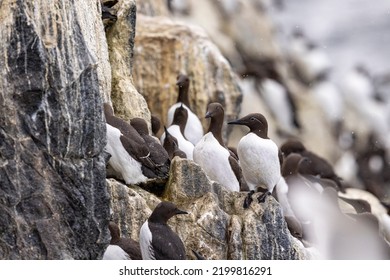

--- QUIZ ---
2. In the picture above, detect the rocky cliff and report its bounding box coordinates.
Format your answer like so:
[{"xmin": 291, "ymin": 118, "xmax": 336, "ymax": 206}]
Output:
[
  {"xmin": 3, "ymin": 0, "xmax": 385, "ymax": 260},
  {"xmin": 0, "ymin": 0, "xmax": 110, "ymax": 259}
]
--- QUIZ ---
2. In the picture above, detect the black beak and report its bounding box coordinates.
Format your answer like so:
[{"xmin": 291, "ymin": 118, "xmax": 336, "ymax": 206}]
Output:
[
  {"xmin": 228, "ymin": 119, "xmax": 243, "ymax": 125},
  {"xmin": 205, "ymin": 111, "xmax": 212, "ymax": 118},
  {"xmin": 175, "ymin": 209, "xmax": 188, "ymax": 215}
]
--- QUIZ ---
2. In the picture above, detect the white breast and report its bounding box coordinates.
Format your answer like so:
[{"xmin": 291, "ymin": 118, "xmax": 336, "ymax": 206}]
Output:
[
  {"xmin": 139, "ymin": 221, "xmax": 154, "ymax": 260},
  {"xmin": 167, "ymin": 103, "xmax": 204, "ymax": 145},
  {"xmin": 237, "ymin": 133, "xmax": 280, "ymax": 191},
  {"xmin": 103, "ymin": 245, "xmax": 130, "ymax": 260},
  {"xmin": 194, "ymin": 132, "xmax": 240, "ymax": 192},
  {"xmin": 160, "ymin": 125, "xmax": 194, "ymax": 160},
  {"xmin": 105, "ymin": 124, "xmax": 147, "ymax": 184},
  {"xmin": 312, "ymin": 81, "xmax": 344, "ymax": 123}
]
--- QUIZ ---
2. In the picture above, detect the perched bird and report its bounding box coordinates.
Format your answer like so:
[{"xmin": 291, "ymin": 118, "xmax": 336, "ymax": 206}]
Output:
[
  {"xmin": 280, "ymin": 139, "xmax": 344, "ymax": 192},
  {"xmin": 311, "ymin": 72, "xmax": 344, "ymax": 137},
  {"xmin": 341, "ymin": 65, "xmax": 389, "ymax": 145},
  {"xmin": 228, "ymin": 113, "xmax": 281, "ymax": 205},
  {"xmin": 318, "ymin": 188, "xmax": 390, "ymax": 259},
  {"xmin": 194, "ymin": 103, "xmax": 242, "ymax": 192},
  {"xmin": 166, "ymin": 74, "xmax": 203, "ymax": 145},
  {"xmin": 161, "ymin": 104, "xmax": 194, "ymax": 160},
  {"xmin": 288, "ymin": 30, "xmax": 331, "ymax": 85},
  {"xmin": 273, "ymin": 176, "xmax": 303, "ymax": 240},
  {"xmin": 256, "ymin": 65, "xmax": 301, "ymax": 135},
  {"xmin": 280, "ymin": 153, "xmax": 323, "ymax": 244},
  {"xmin": 130, "ymin": 117, "xmax": 170, "ymax": 177},
  {"xmin": 108, "ymin": 221, "xmax": 142, "ymax": 260},
  {"xmin": 162, "ymin": 126, "xmax": 187, "ymax": 160},
  {"xmin": 140, "ymin": 201, "xmax": 188, "ymax": 260},
  {"xmin": 105, "ymin": 123, "xmax": 147, "ymax": 184},
  {"xmin": 104, "ymin": 103, "xmax": 164, "ymax": 184},
  {"xmin": 103, "ymin": 245, "xmax": 130, "ymax": 260}
]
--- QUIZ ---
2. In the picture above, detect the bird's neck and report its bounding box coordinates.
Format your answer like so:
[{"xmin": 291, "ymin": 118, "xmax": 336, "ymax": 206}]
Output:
[
  {"xmin": 177, "ymin": 85, "xmax": 191, "ymax": 108},
  {"xmin": 208, "ymin": 117, "xmax": 225, "ymax": 147},
  {"xmin": 251, "ymin": 128, "xmax": 268, "ymax": 139},
  {"xmin": 148, "ymin": 215, "xmax": 167, "ymax": 225}
]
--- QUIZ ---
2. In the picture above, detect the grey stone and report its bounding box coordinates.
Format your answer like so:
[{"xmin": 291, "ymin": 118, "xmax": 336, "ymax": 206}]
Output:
[
  {"xmin": 0, "ymin": 0, "xmax": 110, "ymax": 259},
  {"xmin": 108, "ymin": 158, "xmax": 308, "ymax": 260}
]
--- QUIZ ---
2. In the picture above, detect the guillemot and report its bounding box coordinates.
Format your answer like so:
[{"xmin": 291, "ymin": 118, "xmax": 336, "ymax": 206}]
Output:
[
  {"xmin": 161, "ymin": 104, "xmax": 194, "ymax": 160},
  {"xmin": 109, "ymin": 221, "xmax": 142, "ymax": 260},
  {"xmin": 193, "ymin": 102, "xmax": 242, "ymax": 192},
  {"xmin": 139, "ymin": 201, "xmax": 188, "ymax": 260},
  {"xmin": 166, "ymin": 74, "xmax": 203, "ymax": 145},
  {"xmin": 228, "ymin": 113, "xmax": 281, "ymax": 204}
]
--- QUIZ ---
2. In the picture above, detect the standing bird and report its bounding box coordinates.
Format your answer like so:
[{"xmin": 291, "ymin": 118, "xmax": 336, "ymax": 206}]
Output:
[
  {"xmin": 108, "ymin": 221, "xmax": 142, "ymax": 260},
  {"xmin": 228, "ymin": 113, "xmax": 282, "ymax": 205},
  {"xmin": 167, "ymin": 74, "xmax": 204, "ymax": 145},
  {"xmin": 161, "ymin": 104, "xmax": 194, "ymax": 160},
  {"xmin": 280, "ymin": 139, "xmax": 344, "ymax": 193},
  {"xmin": 194, "ymin": 103, "xmax": 242, "ymax": 192},
  {"xmin": 140, "ymin": 201, "xmax": 188, "ymax": 260}
]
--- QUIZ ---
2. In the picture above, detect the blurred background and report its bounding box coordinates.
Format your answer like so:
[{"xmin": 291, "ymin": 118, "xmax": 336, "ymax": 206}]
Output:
[
  {"xmin": 158, "ymin": 0, "xmax": 390, "ymax": 205},
  {"xmin": 272, "ymin": 0, "xmax": 390, "ymax": 79}
]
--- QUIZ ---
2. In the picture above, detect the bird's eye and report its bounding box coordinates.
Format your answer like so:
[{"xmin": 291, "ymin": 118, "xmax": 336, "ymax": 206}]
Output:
[{"xmin": 250, "ymin": 117, "xmax": 255, "ymax": 121}]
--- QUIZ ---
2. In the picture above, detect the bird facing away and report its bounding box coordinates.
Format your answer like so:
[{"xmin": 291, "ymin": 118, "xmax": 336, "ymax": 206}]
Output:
[
  {"xmin": 162, "ymin": 126, "xmax": 187, "ymax": 160},
  {"xmin": 280, "ymin": 139, "xmax": 344, "ymax": 192},
  {"xmin": 140, "ymin": 201, "xmax": 188, "ymax": 260},
  {"xmin": 193, "ymin": 102, "xmax": 241, "ymax": 192},
  {"xmin": 161, "ymin": 104, "xmax": 194, "ymax": 160},
  {"xmin": 109, "ymin": 221, "xmax": 142, "ymax": 260},
  {"xmin": 228, "ymin": 113, "xmax": 282, "ymax": 204},
  {"xmin": 130, "ymin": 117, "xmax": 170, "ymax": 177},
  {"xmin": 166, "ymin": 74, "xmax": 204, "ymax": 145}
]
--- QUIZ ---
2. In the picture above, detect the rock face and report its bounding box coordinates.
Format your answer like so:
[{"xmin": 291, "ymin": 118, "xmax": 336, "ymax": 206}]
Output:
[
  {"xmin": 105, "ymin": 0, "xmax": 152, "ymax": 124},
  {"xmin": 132, "ymin": 15, "xmax": 243, "ymax": 136},
  {"xmin": 0, "ymin": 0, "xmax": 110, "ymax": 259},
  {"xmin": 135, "ymin": 0, "xmax": 169, "ymax": 17},
  {"xmin": 108, "ymin": 158, "xmax": 306, "ymax": 260}
]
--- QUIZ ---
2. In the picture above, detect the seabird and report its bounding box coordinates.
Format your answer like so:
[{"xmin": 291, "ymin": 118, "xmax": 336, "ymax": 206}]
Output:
[
  {"xmin": 161, "ymin": 104, "xmax": 194, "ymax": 160},
  {"xmin": 311, "ymin": 72, "xmax": 344, "ymax": 137},
  {"xmin": 140, "ymin": 201, "xmax": 188, "ymax": 260},
  {"xmin": 109, "ymin": 221, "xmax": 142, "ymax": 260},
  {"xmin": 162, "ymin": 126, "xmax": 187, "ymax": 160},
  {"xmin": 256, "ymin": 65, "xmax": 301, "ymax": 135},
  {"xmin": 104, "ymin": 103, "xmax": 164, "ymax": 184},
  {"xmin": 319, "ymin": 187, "xmax": 390, "ymax": 259},
  {"xmin": 166, "ymin": 74, "xmax": 204, "ymax": 145},
  {"xmin": 193, "ymin": 102, "xmax": 242, "ymax": 192},
  {"xmin": 280, "ymin": 139, "xmax": 345, "ymax": 192},
  {"xmin": 228, "ymin": 113, "xmax": 282, "ymax": 204},
  {"xmin": 280, "ymin": 153, "xmax": 324, "ymax": 244},
  {"xmin": 130, "ymin": 117, "xmax": 170, "ymax": 177}
]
